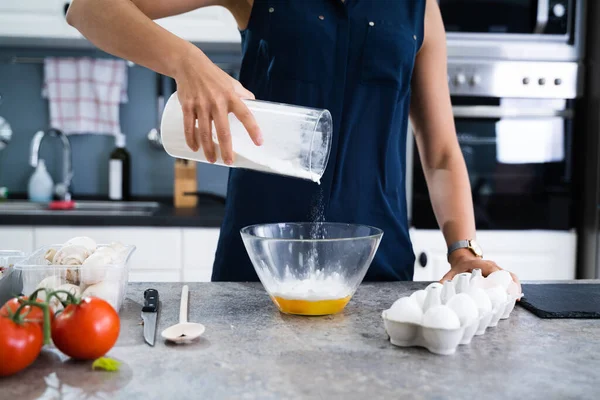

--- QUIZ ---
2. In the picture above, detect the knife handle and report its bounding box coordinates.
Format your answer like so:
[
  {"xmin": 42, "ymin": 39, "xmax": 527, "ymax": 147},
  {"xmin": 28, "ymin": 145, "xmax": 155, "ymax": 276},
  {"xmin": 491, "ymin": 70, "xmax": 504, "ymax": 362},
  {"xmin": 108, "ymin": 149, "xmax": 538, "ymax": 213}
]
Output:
[{"xmin": 143, "ymin": 288, "xmax": 159, "ymax": 312}]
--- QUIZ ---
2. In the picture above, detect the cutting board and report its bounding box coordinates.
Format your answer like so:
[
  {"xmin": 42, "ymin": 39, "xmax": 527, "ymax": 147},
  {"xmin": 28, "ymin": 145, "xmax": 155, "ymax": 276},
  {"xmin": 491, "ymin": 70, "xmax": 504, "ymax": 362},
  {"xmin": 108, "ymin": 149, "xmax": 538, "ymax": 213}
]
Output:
[{"xmin": 518, "ymin": 283, "xmax": 600, "ymax": 318}]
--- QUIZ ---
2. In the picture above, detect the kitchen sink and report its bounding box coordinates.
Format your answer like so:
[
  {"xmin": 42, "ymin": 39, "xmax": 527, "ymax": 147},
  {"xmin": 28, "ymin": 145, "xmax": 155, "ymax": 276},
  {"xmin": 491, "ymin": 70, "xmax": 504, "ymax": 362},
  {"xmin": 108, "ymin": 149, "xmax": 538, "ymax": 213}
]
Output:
[{"xmin": 0, "ymin": 200, "xmax": 161, "ymax": 217}]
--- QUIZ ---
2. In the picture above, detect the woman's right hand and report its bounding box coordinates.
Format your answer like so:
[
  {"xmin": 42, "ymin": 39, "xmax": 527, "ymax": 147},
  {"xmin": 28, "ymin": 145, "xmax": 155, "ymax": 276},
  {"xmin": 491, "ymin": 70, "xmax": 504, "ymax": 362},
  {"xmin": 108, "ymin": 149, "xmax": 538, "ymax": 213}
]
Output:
[{"xmin": 174, "ymin": 48, "xmax": 262, "ymax": 164}]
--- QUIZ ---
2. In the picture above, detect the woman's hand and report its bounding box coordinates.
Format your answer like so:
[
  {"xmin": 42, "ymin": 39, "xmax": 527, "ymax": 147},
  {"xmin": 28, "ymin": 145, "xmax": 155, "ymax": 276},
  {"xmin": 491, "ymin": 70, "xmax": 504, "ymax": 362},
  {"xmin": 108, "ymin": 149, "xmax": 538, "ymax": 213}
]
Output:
[
  {"xmin": 439, "ymin": 251, "xmax": 522, "ymax": 295},
  {"xmin": 174, "ymin": 48, "xmax": 263, "ymax": 164}
]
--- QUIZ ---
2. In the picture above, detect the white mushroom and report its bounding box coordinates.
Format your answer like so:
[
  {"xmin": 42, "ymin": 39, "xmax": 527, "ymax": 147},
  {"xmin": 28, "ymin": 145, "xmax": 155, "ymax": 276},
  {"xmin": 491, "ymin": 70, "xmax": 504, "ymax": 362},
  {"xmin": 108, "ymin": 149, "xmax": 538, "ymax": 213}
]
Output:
[
  {"xmin": 64, "ymin": 236, "xmax": 97, "ymax": 254},
  {"xmin": 80, "ymin": 251, "xmax": 114, "ymax": 285},
  {"xmin": 52, "ymin": 244, "xmax": 90, "ymax": 266},
  {"xmin": 108, "ymin": 242, "xmax": 129, "ymax": 263},
  {"xmin": 35, "ymin": 275, "xmax": 65, "ymax": 302},
  {"xmin": 52, "ymin": 244, "xmax": 90, "ymax": 285},
  {"xmin": 50, "ymin": 283, "xmax": 81, "ymax": 312},
  {"xmin": 82, "ymin": 281, "xmax": 120, "ymax": 310},
  {"xmin": 44, "ymin": 248, "xmax": 57, "ymax": 264}
]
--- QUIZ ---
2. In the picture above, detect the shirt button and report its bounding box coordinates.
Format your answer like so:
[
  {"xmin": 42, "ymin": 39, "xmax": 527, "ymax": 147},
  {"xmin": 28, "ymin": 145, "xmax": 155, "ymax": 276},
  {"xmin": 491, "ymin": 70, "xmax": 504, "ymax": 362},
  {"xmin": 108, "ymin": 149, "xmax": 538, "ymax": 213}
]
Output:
[
  {"xmin": 369, "ymin": 21, "xmax": 375, "ymax": 26},
  {"xmin": 318, "ymin": 15, "xmax": 325, "ymax": 20},
  {"xmin": 413, "ymin": 35, "xmax": 417, "ymax": 40},
  {"xmin": 268, "ymin": 7, "xmax": 274, "ymax": 13}
]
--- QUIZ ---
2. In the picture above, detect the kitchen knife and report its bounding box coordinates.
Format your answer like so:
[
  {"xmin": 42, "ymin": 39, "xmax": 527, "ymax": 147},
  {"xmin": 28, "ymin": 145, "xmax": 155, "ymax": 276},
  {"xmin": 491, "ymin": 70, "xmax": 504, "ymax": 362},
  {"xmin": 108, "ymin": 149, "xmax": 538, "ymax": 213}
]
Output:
[{"xmin": 141, "ymin": 288, "xmax": 159, "ymax": 346}]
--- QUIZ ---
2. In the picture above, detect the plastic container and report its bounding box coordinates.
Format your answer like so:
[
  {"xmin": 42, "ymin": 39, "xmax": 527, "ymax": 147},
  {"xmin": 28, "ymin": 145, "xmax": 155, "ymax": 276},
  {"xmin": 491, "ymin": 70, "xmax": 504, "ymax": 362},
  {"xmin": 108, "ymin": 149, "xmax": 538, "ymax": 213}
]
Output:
[
  {"xmin": 161, "ymin": 93, "xmax": 333, "ymax": 183},
  {"xmin": 382, "ymin": 269, "xmax": 522, "ymax": 355},
  {"xmin": 240, "ymin": 222, "xmax": 383, "ymax": 316},
  {"xmin": 13, "ymin": 244, "xmax": 135, "ymax": 312},
  {"xmin": 28, "ymin": 159, "xmax": 54, "ymax": 202},
  {"xmin": 0, "ymin": 250, "xmax": 26, "ymax": 305}
]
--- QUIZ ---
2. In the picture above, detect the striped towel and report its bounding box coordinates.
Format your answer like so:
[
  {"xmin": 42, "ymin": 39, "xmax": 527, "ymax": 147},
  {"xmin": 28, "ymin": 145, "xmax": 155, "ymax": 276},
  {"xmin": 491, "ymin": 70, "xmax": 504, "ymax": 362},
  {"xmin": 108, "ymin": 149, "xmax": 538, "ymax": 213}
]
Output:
[{"xmin": 42, "ymin": 57, "xmax": 128, "ymax": 135}]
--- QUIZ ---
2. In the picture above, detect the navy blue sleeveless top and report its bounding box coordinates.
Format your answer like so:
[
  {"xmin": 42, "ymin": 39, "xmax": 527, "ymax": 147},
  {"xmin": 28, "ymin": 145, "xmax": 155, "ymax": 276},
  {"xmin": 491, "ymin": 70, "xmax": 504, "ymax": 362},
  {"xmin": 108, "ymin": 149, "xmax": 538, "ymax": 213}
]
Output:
[{"xmin": 212, "ymin": 0, "xmax": 426, "ymax": 281}]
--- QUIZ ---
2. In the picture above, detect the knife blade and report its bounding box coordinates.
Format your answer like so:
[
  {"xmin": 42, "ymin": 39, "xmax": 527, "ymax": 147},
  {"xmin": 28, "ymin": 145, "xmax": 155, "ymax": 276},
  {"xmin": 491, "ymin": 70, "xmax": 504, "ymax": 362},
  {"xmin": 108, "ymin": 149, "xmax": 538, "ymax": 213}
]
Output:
[{"xmin": 141, "ymin": 288, "xmax": 159, "ymax": 346}]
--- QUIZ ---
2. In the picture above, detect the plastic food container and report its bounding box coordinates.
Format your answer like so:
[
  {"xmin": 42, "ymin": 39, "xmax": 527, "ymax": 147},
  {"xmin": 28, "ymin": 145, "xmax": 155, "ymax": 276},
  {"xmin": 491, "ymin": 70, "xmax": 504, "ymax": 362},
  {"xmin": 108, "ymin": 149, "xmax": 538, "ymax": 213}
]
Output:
[
  {"xmin": 14, "ymin": 244, "xmax": 135, "ymax": 312},
  {"xmin": 162, "ymin": 94, "xmax": 333, "ymax": 183},
  {"xmin": 382, "ymin": 269, "xmax": 522, "ymax": 355},
  {"xmin": 0, "ymin": 250, "xmax": 26, "ymax": 305}
]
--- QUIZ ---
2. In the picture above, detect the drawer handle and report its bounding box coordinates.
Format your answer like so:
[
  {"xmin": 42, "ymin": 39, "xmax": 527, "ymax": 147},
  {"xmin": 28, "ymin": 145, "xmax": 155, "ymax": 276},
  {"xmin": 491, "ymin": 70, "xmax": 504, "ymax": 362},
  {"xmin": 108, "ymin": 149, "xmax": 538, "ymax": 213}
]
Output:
[
  {"xmin": 64, "ymin": 2, "xmax": 70, "ymax": 16},
  {"xmin": 418, "ymin": 252, "xmax": 427, "ymax": 267}
]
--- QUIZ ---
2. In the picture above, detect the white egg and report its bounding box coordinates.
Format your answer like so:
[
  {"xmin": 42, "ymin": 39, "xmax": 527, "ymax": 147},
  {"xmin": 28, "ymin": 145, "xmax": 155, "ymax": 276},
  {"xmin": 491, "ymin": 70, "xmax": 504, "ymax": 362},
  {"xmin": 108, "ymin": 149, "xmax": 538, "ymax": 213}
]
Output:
[
  {"xmin": 486, "ymin": 270, "xmax": 513, "ymax": 291},
  {"xmin": 387, "ymin": 297, "xmax": 423, "ymax": 325},
  {"xmin": 64, "ymin": 236, "xmax": 97, "ymax": 254},
  {"xmin": 35, "ymin": 275, "xmax": 65, "ymax": 301},
  {"xmin": 50, "ymin": 283, "xmax": 81, "ymax": 312},
  {"xmin": 440, "ymin": 280, "xmax": 456, "ymax": 304},
  {"xmin": 446, "ymin": 293, "xmax": 479, "ymax": 326},
  {"xmin": 467, "ymin": 287, "xmax": 493, "ymax": 315},
  {"xmin": 409, "ymin": 290, "xmax": 427, "ymax": 310},
  {"xmin": 422, "ymin": 305, "xmax": 461, "ymax": 330},
  {"xmin": 422, "ymin": 286, "xmax": 442, "ymax": 312},
  {"xmin": 507, "ymin": 280, "xmax": 522, "ymax": 300},
  {"xmin": 82, "ymin": 281, "xmax": 120, "ymax": 309},
  {"xmin": 470, "ymin": 269, "xmax": 486, "ymax": 290},
  {"xmin": 80, "ymin": 251, "xmax": 113, "ymax": 285},
  {"xmin": 486, "ymin": 286, "xmax": 508, "ymax": 310}
]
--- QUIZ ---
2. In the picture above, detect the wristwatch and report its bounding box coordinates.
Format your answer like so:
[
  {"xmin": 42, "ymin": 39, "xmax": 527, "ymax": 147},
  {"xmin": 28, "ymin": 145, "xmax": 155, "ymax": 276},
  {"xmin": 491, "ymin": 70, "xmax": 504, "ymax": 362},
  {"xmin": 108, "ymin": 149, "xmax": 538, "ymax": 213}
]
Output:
[{"xmin": 447, "ymin": 239, "xmax": 483, "ymax": 261}]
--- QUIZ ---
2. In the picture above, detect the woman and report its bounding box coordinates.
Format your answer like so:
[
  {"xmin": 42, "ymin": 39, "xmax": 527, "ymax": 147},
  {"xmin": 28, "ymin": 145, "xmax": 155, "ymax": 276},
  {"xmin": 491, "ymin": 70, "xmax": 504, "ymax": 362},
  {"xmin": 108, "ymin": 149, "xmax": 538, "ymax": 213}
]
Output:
[{"xmin": 67, "ymin": 0, "xmax": 519, "ymax": 284}]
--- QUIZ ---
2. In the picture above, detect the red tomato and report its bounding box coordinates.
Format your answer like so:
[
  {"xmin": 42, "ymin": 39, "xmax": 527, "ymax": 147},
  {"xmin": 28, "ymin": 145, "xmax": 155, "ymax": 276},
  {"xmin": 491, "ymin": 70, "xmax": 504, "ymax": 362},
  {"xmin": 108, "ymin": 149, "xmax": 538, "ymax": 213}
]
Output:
[
  {"xmin": 0, "ymin": 315, "xmax": 43, "ymax": 377},
  {"xmin": 51, "ymin": 297, "xmax": 120, "ymax": 360},
  {"xmin": 0, "ymin": 297, "xmax": 54, "ymax": 329}
]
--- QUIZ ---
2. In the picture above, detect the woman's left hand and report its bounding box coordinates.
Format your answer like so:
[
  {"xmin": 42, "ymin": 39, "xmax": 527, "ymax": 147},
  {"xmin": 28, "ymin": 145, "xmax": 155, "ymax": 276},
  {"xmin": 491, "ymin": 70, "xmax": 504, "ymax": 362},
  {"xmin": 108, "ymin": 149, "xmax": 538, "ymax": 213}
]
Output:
[{"xmin": 439, "ymin": 252, "xmax": 522, "ymax": 295}]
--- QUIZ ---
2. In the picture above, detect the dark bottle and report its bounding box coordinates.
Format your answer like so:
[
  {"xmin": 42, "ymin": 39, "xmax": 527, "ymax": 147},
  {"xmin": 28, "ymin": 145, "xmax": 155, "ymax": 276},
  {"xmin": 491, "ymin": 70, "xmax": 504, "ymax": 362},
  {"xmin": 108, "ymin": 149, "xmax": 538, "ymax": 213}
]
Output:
[{"xmin": 109, "ymin": 133, "xmax": 131, "ymax": 201}]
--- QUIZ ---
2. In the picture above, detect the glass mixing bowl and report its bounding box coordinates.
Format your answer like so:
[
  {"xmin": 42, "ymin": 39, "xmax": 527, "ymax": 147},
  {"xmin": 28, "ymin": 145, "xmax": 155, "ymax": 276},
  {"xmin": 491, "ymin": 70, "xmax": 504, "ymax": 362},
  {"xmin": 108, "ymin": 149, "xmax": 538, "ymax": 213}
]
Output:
[{"xmin": 240, "ymin": 222, "xmax": 383, "ymax": 316}]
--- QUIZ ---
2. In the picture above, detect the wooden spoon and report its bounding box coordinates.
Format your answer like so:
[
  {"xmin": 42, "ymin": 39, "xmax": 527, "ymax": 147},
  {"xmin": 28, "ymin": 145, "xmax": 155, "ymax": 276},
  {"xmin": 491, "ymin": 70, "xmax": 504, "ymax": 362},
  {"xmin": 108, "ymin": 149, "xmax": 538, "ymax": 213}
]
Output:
[{"xmin": 161, "ymin": 285, "xmax": 205, "ymax": 344}]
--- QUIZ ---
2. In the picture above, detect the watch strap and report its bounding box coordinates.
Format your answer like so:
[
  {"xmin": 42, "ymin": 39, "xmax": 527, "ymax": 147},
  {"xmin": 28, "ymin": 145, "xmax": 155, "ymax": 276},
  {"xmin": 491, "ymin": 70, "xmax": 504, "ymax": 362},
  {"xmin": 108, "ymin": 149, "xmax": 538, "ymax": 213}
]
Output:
[{"xmin": 448, "ymin": 240, "xmax": 470, "ymax": 257}]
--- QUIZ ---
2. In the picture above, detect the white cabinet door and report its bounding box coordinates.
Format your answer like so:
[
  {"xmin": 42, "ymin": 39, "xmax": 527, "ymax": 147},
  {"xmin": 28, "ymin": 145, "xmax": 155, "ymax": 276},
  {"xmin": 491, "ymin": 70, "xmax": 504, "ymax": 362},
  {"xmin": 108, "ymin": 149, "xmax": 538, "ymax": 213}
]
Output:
[
  {"xmin": 33, "ymin": 227, "xmax": 183, "ymax": 278},
  {"xmin": 409, "ymin": 229, "xmax": 577, "ymax": 281},
  {"xmin": 0, "ymin": 0, "xmax": 82, "ymax": 45},
  {"xmin": 155, "ymin": 6, "xmax": 240, "ymax": 44},
  {"xmin": 0, "ymin": 226, "xmax": 34, "ymax": 253},
  {"xmin": 477, "ymin": 230, "xmax": 577, "ymax": 280},
  {"xmin": 409, "ymin": 229, "xmax": 449, "ymax": 281},
  {"xmin": 182, "ymin": 228, "xmax": 220, "ymax": 282}
]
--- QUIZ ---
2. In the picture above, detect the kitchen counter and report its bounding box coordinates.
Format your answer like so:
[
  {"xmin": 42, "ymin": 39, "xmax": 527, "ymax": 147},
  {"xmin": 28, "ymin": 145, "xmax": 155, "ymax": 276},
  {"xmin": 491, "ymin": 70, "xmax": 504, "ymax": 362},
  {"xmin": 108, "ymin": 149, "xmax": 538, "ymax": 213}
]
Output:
[
  {"xmin": 4, "ymin": 281, "xmax": 600, "ymax": 399},
  {"xmin": 0, "ymin": 197, "xmax": 225, "ymax": 227}
]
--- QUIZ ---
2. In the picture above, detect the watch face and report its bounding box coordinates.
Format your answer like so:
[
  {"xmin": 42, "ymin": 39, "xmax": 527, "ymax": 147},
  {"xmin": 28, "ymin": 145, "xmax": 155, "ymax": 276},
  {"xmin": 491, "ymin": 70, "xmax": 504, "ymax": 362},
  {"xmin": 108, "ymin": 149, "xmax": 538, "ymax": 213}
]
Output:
[{"xmin": 469, "ymin": 240, "xmax": 483, "ymax": 257}]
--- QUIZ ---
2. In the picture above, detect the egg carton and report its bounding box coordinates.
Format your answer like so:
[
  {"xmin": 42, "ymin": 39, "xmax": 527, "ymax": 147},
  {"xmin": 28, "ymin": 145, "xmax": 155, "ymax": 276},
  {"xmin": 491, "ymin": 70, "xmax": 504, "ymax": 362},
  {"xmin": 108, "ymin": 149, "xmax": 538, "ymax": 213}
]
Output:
[{"xmin": 382, "ymin": 269, "xmax": 523, "ymax": 355}]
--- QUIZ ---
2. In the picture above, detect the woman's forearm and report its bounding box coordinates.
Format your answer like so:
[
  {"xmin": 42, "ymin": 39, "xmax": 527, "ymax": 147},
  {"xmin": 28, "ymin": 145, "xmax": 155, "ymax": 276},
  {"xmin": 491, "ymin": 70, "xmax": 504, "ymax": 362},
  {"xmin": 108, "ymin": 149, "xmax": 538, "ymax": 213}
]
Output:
[
  {"xmin": 421, "ymin": 147, "xmax": 477, "ymax": 254},
  {"xmin": 66, "ymin": 0, "xmax": 201, "ymax": 78}
]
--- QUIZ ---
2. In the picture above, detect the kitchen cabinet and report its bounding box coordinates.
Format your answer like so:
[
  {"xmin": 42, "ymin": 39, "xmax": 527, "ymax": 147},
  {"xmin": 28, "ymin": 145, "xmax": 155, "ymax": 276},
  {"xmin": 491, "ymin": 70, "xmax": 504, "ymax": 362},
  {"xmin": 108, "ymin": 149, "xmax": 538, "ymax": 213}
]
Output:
[
  {"xmin": 409, "ymin": 229, "xmax": 577, "ymax": 281},
  {"xmin": 182, "ymin": 228, "xmax": 220, "ymax": 282},
  {"xmin": 0, "ymin": 2, "xmax": 240, "ymax": 48},
  {"xmin": 155, "ymin": 7, "xmax": 240, "ymax": 46},
  {"xmin": 0, "ymin": 226, "xmax": 34, "ymax": 253}
]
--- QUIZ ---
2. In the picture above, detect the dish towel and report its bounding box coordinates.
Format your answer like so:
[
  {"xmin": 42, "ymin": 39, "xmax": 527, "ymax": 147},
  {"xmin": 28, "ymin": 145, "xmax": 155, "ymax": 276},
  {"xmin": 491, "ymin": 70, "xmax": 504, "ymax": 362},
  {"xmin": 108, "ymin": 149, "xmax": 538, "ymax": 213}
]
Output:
[{"xmin": 42, "ymin": 57, "xmax": 128, "ymax": 135}]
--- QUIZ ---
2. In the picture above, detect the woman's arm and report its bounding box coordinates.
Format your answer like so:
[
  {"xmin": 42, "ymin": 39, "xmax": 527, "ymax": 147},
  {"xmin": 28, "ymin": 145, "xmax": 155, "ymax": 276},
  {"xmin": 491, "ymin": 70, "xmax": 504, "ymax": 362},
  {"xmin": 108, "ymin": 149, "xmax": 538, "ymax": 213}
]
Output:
[
  {"xmin": 66, "ymin": 0, "xmax": 261, "ymax": 164},
  {"xmin": 409, "ymin": 0, "xmax": 518, "ymax": 284}
]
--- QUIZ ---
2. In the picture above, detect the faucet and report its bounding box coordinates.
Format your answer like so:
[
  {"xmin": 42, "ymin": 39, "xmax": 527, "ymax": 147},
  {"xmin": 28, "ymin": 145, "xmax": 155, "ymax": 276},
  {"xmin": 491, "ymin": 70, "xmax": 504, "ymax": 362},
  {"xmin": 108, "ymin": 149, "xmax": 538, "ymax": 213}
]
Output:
[{"xmin": 30, "ymin": 128, "xmax": 73, "ymax": 201}]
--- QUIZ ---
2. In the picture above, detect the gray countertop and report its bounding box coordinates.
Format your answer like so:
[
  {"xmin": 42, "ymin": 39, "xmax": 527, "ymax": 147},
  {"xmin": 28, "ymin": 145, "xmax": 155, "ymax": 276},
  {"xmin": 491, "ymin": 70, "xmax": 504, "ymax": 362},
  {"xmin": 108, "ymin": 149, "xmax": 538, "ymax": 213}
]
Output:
[{"xmin": 4, "ymin": 281, "xmax": 600, "ymax": 399}]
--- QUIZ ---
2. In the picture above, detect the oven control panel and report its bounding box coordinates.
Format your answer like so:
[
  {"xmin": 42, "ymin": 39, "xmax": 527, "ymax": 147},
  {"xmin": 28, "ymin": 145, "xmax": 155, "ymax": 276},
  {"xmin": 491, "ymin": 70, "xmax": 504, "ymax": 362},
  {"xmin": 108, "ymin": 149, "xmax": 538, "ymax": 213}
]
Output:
[{"xmin": 447, "ymin": 60, "xmax": 582, "ymax": 99}]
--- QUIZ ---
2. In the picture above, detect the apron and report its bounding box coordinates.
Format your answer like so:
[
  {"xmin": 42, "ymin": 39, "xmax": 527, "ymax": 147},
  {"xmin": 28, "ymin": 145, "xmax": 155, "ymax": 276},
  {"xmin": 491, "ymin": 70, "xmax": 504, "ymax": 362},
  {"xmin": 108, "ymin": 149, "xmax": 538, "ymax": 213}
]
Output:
[{"xmin": 212, "ymin": 0, "xmax": 426, "ymax": 281}]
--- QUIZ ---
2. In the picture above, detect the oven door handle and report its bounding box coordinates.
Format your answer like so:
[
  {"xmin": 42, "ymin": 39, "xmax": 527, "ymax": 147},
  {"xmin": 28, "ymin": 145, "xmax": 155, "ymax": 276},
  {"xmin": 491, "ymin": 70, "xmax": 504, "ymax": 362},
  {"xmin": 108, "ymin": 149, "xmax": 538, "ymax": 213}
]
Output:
[
  {"xmin": 534, "ymin": 0, "xmax": 550, "ymax": 34},
  {"xmin": 452, "ymin": 106, "xmax": 573, "ymax": 119}
]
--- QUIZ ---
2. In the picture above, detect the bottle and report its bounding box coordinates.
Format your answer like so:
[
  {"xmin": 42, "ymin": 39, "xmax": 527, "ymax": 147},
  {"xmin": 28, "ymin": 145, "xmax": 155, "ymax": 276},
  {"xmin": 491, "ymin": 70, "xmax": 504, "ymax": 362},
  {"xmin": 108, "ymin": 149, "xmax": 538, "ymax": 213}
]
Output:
[
  {"xmin": 28, "ymin": 159, "xmax": 54, "ymax": 202},
  {"xmin": 109, "ymin": 133, "xmax": 131, "ymax": 201}
]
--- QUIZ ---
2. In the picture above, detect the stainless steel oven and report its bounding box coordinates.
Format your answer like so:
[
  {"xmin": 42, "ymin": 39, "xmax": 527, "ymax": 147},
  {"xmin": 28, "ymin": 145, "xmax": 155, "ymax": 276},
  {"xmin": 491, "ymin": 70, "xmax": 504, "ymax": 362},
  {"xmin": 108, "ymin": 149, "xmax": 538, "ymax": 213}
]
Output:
[
  {"xmin": 408, "ymin": 59, "xmax": 581, "ymax": 230},
  {"xmin": 439, "ymin": 0, "xmax": 586, "ymax": 61}
]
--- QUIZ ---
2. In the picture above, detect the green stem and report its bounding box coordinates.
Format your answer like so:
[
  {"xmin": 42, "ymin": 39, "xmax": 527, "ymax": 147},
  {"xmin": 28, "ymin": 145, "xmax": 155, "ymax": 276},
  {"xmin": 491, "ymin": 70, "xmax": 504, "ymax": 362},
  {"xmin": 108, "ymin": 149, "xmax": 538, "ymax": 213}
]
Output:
[
  {"xmin": 13, "ymin": 301, "xmax": 52, "ymax": 344},
  {"xmin": 46, "ymin": 289, "xmax": 80, "ymax": 307},
  {"xmin": 28, "ymin": 287, "xmax": 49, "ymax": 302}
]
